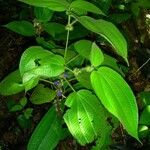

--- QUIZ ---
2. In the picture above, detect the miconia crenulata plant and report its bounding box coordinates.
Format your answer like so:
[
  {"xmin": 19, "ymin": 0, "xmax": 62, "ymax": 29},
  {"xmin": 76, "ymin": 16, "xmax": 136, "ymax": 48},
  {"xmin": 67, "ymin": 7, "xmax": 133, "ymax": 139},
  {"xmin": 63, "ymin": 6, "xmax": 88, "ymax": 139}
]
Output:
[{"xmin": 1, "ymin": 0, "xmax": 145, "ymax": 149}]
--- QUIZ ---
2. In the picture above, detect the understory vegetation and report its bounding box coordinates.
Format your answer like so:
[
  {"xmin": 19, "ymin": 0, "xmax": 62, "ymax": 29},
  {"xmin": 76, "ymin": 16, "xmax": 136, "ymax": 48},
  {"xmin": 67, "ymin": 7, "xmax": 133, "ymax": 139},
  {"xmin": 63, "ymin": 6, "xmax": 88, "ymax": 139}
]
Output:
[{"xmin": 0, "ymin": 0, "xmax": 150, "ymax": 149}]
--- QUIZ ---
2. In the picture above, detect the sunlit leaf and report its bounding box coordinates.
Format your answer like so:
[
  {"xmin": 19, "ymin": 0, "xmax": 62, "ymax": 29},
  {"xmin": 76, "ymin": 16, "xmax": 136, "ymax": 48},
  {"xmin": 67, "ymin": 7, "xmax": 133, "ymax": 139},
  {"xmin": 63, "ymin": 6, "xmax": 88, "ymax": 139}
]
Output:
[
  {"xmin": 90, "ymin": 43, "xmax": 104, "ymax": 67},
  {"xmin": 91, "ymin": 67, "xmax": 139, "ymax": 140},
  {"xmin": 78, "ymin": 16, "xmax": 127, "ymax": 61},
  {"xmin": 64, "ymin": 90, "xmax": 108, "ymax": 145},
  {"xmin": 19, "ymin": 46, "xmax": 65, "ymax": 91}
]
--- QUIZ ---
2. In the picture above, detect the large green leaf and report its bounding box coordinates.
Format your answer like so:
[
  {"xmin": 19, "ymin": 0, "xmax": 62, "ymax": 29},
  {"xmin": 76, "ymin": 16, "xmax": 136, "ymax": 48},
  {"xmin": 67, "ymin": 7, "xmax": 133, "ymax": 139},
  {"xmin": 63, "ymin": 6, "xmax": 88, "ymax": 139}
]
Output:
[
  {"xmin": 64, "ymin": 90, "xmax": 107, "ymax": 145},
  {"xmin": 28, "ymin": 106, "xmax": 64, "ymax": 150},
  {"xmin": 78, "ymin": 16, "xmax": 127, "ymax": 61},
  {"xmin": 19, "ymin": 46, "xmax": 65, "ymax": 91},
  {"xmin": 91, "ymin": 67, "xmax": 139, "ymax": 140},
  {"xmin": 69, "ymin": 0, "xmax": 104, "ymax": 15},
  {"xmin": 0, "ymin": 70, "xmax": 24, "ymax": 95},
  {"xmin": 30, "ymin": 84, "xmax": 56, "ymax": 104},
  {"xmin": 90, "ymin": 42, "xmax": 104, "ymax": 67},
  {"xmin": 4, "ymin": 21, "xmax": 35, "ymax": 36},
  {"xmin": 19, "ymin": 0, "xmax": 69, "ymax": 11}
]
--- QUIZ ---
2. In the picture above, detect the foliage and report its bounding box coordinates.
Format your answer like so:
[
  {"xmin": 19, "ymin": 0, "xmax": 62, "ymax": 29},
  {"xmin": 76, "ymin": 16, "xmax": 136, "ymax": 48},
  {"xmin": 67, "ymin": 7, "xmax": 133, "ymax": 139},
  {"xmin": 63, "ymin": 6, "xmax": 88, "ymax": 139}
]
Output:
[{"xmin": 1, "ymin": 0, "xmax": 150, "ymax": 149}]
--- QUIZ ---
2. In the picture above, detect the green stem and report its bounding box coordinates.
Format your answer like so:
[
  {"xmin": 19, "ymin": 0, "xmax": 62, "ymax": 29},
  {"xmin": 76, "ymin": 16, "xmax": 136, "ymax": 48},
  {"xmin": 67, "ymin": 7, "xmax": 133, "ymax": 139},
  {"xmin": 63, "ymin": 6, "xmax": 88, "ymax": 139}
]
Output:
[
  {"xmin": 64, "ymin": 15, "xmax": 71, "ymax": 61},
  {"xmin": 66, "ymin": 54, "xmax": 80, "ymax": 65},
  {"xmin": 40, "ymin": 78, "xmax": 54, "ymax": 85},
  {"xmin": 65, "ymin": 66, "xmax": 74, "ymax": 74},
  {"xmin": 63, "ymin": 77, "xmax": 76, "ymax": 92}
]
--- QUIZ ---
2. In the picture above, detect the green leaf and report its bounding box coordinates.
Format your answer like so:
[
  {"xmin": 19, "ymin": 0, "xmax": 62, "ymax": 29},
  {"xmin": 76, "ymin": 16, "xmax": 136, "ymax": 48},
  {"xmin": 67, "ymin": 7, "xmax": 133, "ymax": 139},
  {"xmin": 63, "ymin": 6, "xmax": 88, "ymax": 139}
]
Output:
[
  {"xmin": 98, "ymin": 0, "xmax": 112, "ymax": 14},
  {"xmin": 19, "ymin": 0, "xmax": 69, "ymax": 11},
  {"xmin": 36, "ymin": 37, "xmax": 56, "ymax": 49},
  {"xmin": 4, "ymin": 21, "xmax": 35, "ymax": 36},
  {"xmin": 24, "ymin": 108, "xmax": 33, "ymax": 119},
  {"xmin": 138, "ymin": 125, "xmax": 149, "ymax": 138},
  {"xmin": 90, "ymin": 43, "xmax": 104, "ymax": 67},
  {"xmin": 92, "ymin": 127, "xmax": 112, "ymax": 150},
  {"xmin": 70, "ymin": 0, "xmax": 105, "ymax": 15},
  {"xmin": 20, "ymin": 97, "xmax": 27, "ymax": 107},
  {"xmin": 78, "ymin": 16, "xmax": 127, "ymax": 61},
  {"xmin": 30, "ymin": 84, "xmax": 56, "ymax": 104},
  {"xmin": 75, "ymin": 70, "xmax": 92, "ymax": 90},
  {"xmin": 43, "ymin": 22, "xmax": 65, "ymax": 37},
  {"xmin": 0, "ymin": 70, "xmax": 24, "ymax": 96},
  {"xmin": 19, "ymin": 46, "xmax": 65, "ymax": 91},
  {"xmin": 138, "ymin": 0, "xmax": 150, "ymax": 8},
  {"xmin": 34, "ymin": 7, "xmax": 53, "ymax": 22},
  {"xmin": 140, "ymin": 105, "xmax": 150, "ymax": 125},
  {"xmin": 28, "ymin": 106, "xmax": 64, "ymax": 150},
  {"xmin": 17, "ymin": 114, "xmax": 32, "ymax": 129},
  {"xmin": 10, "ymin": 105, "xmax": 23, "ymax": 112},
  {"xmin": 74, "ymin": 40, "xmax": 92, "ymax": 59},
  {"xmin": 64, "ymin": 90, "xmax": 107, "ymax": 145},
  {"xmin": 91, "ymin": 67, "xmax": 139, "ymax": 140},
  {"xmin": 102, "ymin": 54, "xmax": 125, "ymax": 76},
  {"xmin": 140, "ymin": 92, "xmax": 150, "ymax": 106}
]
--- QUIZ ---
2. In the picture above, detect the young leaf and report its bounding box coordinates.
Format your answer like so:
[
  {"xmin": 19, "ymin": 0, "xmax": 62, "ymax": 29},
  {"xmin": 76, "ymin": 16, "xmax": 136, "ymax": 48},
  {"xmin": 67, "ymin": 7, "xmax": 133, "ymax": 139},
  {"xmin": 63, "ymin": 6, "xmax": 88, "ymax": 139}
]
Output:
[
  {"xmin": 34, "ymin": 7, "xmax": 53, "ymax": 22},
  {"xmin": 20, "ymin": 97, "xmax": 27, "ymax": 107},
  {"xmin": 24, "ymin": 108, "xmax": 33, "ymax": 119},
  {"xmin": 19, "ymin": 0, "xmax": 69, "ymax": 11},
  {"xmin": 28, "ymin": 106, "xmax": 64, "ymax": 150},
  {"xmin": 139, "ymin": 105, "xmax": 150, "ymax": 125},
  {"xmin": 91, "ymin": 67, "xmax": 139, "ymax": 140},
  {"xmin": 0, "ymin": 70, "xmax": 24, "ymax": 96},
  {"xmin": 69, "ymin": 0, "xmax": 105, "ymax": 15},
  {"xmin": 78, "ymin": 16, "xmax": 127, "ymax": 61},
  {"xmin": 64, "ymin": 90, "xmax": 108, "ymax": 145},
  {"xmin": 10, "ymin": 105, "xmax": 23, "ymax": 112},
  {"xmin": 90, "ymin": 43, "xmax": 104, "ymax": 67},
  {"xmin": 138, "ymin": 125, "xmax": 149, "ymax": 138},
  {"xmin": 4, "ymin": 21, "xmax": 35, "ymax": 36},
  {"xmin": 30, "ymin": 84, "xmax": 56, "ymax": 104},
  {"xmin": 17, "ymin": 114, "xmax": 32, "ymax": 129},
  {"xmin": 74, "ymin": 40, "xmax": 92, "ymax": 59},
  {"xmin": 75, "ymin": 70, "xmax": 92, "ymax": 90}
]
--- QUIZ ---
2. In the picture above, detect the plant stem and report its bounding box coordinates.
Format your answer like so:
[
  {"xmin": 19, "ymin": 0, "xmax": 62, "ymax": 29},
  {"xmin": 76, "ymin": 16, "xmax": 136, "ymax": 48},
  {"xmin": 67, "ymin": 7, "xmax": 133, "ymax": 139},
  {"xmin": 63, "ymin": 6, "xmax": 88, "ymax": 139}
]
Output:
[
  {"xmin": 63, "ymin": 77, "xmax": 76, "ymax": 92},
  {"xmin": 65, "ymin": 66, "xmax": 74, "ymax": 74},
  {"xmin": 64, "ymin": 15, "xmax": 71, "ymax": 61},
  {"xmin": 40, "ymin": 78, "xmax": 54, "ymax": 85},
  {"xmin": 66, "ymin": 54, "xmax": 80, "ymax": 65}
]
